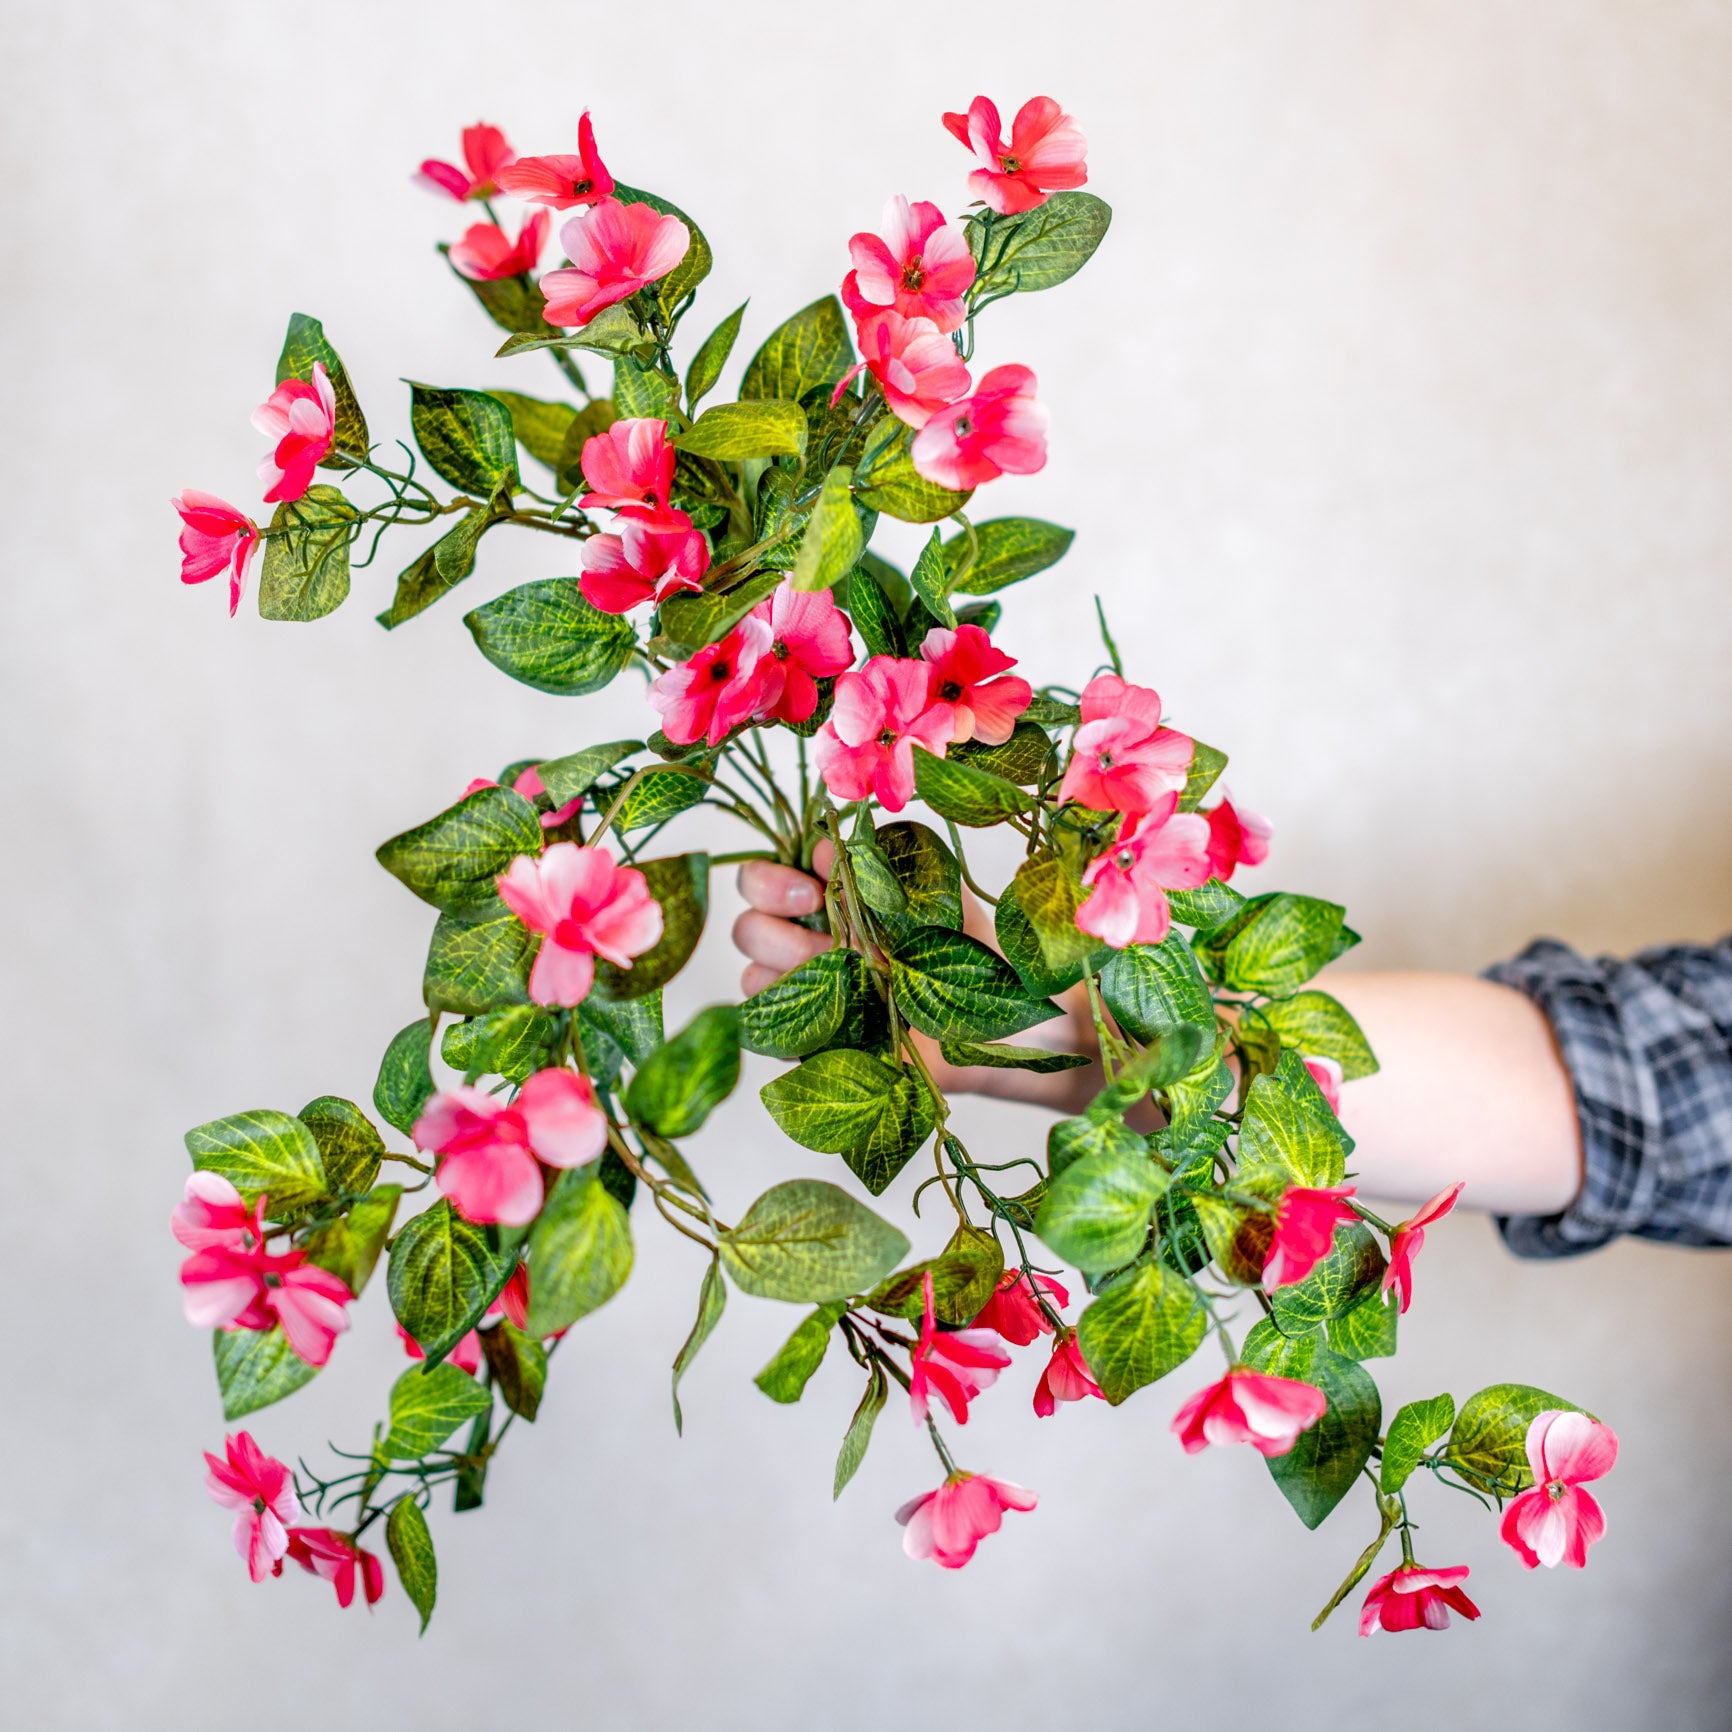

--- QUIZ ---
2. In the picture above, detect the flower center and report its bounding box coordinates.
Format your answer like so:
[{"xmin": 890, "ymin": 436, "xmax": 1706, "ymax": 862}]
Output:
[
  {"xmin": 772, "ymin": 640, "xmax": 790, "ymax": 660},
  {"xmin": 1097, "ymin": 748, "xmax": 1115, "ymax": 768},
  {"xmin": 254, "ymin": 1495, "xmax": 267, "ymax": 1513},
  {"xmin": 999, "ymin": 153, "xmax": 1022, "ymax": 174},
  {"xmin": 953, "ymin": 414, "xmax": 974, "ymax": 439},
  {"xmin": 900, "ymin": 257, "xmax": 927, "ymax": 291},
  {"xmin": 877, "ymin": 728, "xmax": 898, "ymax": 747},
  {"xmin": 1547, "ymin": 1479, "xmax": 1567, "ymax": 1501},
  {"xmin": 939, "ymin": 680, "xmax": 963, "ymax": 702},
  {"xmin": 708, "ymin": 659, "xmax": 733, "ymax": 683},
  {"xmin": 263, "ymin": 1272, "xmax": 282, "ymax": 1288},
  {"xmin": 1115, "ymin": 849, "xmax": 1135, "ymax": 871},
  {"xmin": 573, "ymin": 178, "xmax": 593, "ymax": 196}
]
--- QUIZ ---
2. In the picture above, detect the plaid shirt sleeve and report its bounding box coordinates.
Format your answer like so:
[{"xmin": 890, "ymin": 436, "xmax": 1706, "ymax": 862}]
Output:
[{"xmin": 1484, "ymin": 935, "xmax": 1732, "ymax": 1257}]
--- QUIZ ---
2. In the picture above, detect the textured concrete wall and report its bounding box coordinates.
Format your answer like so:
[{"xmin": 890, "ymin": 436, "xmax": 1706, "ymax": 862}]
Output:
[{"xmin": 5, "ymin": 2, "xmax": 1730, "ymax": 1725}]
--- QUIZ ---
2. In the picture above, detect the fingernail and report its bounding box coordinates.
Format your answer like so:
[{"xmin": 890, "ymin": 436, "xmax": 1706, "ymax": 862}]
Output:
[{"xmin": 785, "ymin": 882, "xmax": 820, "ymax": 914}]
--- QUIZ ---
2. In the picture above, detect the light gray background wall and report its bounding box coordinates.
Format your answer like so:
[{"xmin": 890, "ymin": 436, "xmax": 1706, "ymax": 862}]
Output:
[{"xmin": 5, "ymin": 1, "xmax": 1730, "ymax": 1726}]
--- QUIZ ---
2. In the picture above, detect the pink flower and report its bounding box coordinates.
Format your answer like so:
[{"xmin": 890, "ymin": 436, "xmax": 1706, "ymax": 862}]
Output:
[
  {"xmin": 1303, "ymin": 1055, "xmax": 1344, "ymax": 1114},
  {"xmin": 179, "ymin": 1235, "xmax": 353, "ymax": 1369},
  {"xmin": 1499, "ymin": 1410, "xmax": 1618, "ymax": 1570},
  {"xmin": 417, "ymin": 123, "xmax": 515, "ymax": 202},
  {"xmin": 578, "ymin": 512, "xmax": 709, "ymax": 614},
  {"xmin": 918, "ymin": 623, "xmax": 1032, "ymax": 746},
  {"xmin": 649, "ymin": 615, "xmax": 774, "ymax": 748},
  {"xmin": 494, "ymin": 112, "xmax": 614, "ymax": 210},
  {"xmin": 464, "ymin": 766, "xmax": 581, "ymax": 831},
  {"xmin": 1202, "ymin": 791, "xmax": 1273, "ymax": 881},
  {"xmin": 896, "ymin": 1473, "xmax": 1038, "ymax": 1569},
  {"xmin": 499, "ymin": 1263, "xmax": 531, "ymax": 1332},
  {"xmin": 172, "ymin": 491, "xmax": 260, "ymax": 616},
  {"xmin": 1075, "ymin": 794, "xmax": 1213, "ymax": 949},
  {"xmin": 908, "ymin": 1273, "xmax": 1011, "ymax": 1426},
  {"xmin": 842, "ymin": 195, "xmax": 977, "ymax": 334},
  {"xmin": 448, "ymin": 210, "xmax": 549, "ymax": 282},
  {"xmin": 910, "ymin": 363, "xmax": 1047, "ymax": 491},
  {"xmin": 1359, "ymin": 1563, "xmax": 1481, "ymax": 1636},
  {"xmin": 251, "ymin": 363, "xmax": 337, "ymax": 504},
  {"xmin": 836, "ymin": 310, "xmax": 971, "ymax": 430},
  {"xmin": 415, "ymin": 1066, "xmax": 609, "ymax": 1227},
  {"xmin": 970, "ymin": 1268, "xmax": 1069, "ymax": 1346},
  {"xmin": 540, "ymin": 197, "xmax": 689, "ymax": 328},
  {"xmin": 941, "ymin": 95, "xmax": 1088, "ymax": 216},
  {"xmin": 171, "ymin": 1171, "xmax": 262, "ymax": 1252},
  {"xmin": 579, "ymin": 417, "xmax": 682, "ymax": 528},
  {"xmin": 496, "ymin": 843, "xmax": 663, "ymax": 1007},
  {"xmin": 1263, "ymin": 1185, "xmax": 1358, "ymax": 1289},
  {"xmin": 284, "ymin": 1527, "xmax": 385, "ymax": 1610},
  {"xmin": 397, "ymin": 1320, "xmax": 483, "ymax": 1378},
  {"xmin": 1382, "ymin": 1181, "xmax": 1465, "ymax": 1315},
  {"xmin": 1033, "ymin": 1333, "xmax": 1104, "ymax": 1417},
  {"xmin": 813, "ymin": 656, "xmax": 954, "ymax": 813},
  {"xmin": 1058, "ymin": 674, "xmax": 1195, "ymax": 815},
  {"xmin": 204, "ymin": 1430, "xmax": 300, "ymax": 1583},
  {"xmin": 261, "ymin": 1259, "xmax": 353, "ymax": 1368},
  {"xmin": 1171, "ymin": 1368, "xmax": 1328, "ymax": 1458},
  {"xmin": 747, "ymin": 579, "xmax": 856, "ymax": 726}
]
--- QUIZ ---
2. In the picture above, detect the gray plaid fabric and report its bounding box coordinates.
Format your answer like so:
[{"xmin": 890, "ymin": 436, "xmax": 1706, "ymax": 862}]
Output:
[{"xmin": 1485, "ymin": 935, "xmax": 1732, "ymax": 1257}]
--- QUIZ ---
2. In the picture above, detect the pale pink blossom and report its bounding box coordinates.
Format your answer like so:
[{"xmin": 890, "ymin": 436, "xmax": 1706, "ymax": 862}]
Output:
[
  {"xmin": 1058, "ymin": 674, "xmax": 1195, "ymax": 815},
  {"xmin": 1359, "ymin": 1563, "xmax": 1481, "ymax": 1636},
  {"xmin": 448, "ymin": 210, "xmax": 549, "ymax": 281},
  {"xmin": 910, "ymin": 363, "xmax": 1047, "ymax": 491},
  {"xmin": 1033, "ymin": 1333, "xmax": 1104, "ymax": 1417},
  {"xmin": 171, "ymin": 1171, "xmax": 262, "ymax": 1252},
  {"xmin": 919, "ymin": 623, "xmax": 1032, "ymax": 746},
  {"xmin": 909, "ymin": 1273, "xmax": 1011, "ymax": 1426},
  {"xmin": 464, "ymin": 766, "xmax": 580, "ymax": 831},
  {"xmin": 251, "ymin": 363, "xmax": 337, "ymax": 504},
  {"xmin": 579, "ymin": 417, "xmax": 681, "ymax": 528},
  {"xmin": 747, "ymin": 579, "xmax": 856, "ymax": 726},
  {"xmin": 172, "ymin": 491, "xmax": 260, "ymax": 616},
  {"xmin": 179, "ymin": 1236, "xmax": 353, "ymax": 1369},
  {"xmin": 941, "ymin": 95, "xmax": 1089, "ymax": 215},
  {"xmin": 834, "ymin": 310, "xmax": 971, "ymax": 430},
  {"xmin": 204, "ymin": 1430, "xmax": 300, "ymax": 1583},
  {"xmin": 540, "ymin": 197, "xmax": 689, "ymax": 327},
  {"xmin": 1263, "ymin": 1185, "xmax": 1358, "ymax": 1289},
  {"xmin": 578, "ymin": 512, "xmax": 709, "ymax": 614},
  {"xmin": 896, "ymin": 1473, "xmax": 1038, "ymax": 1569},
  {"xmin": 493, "ymin": 113, "xmax": 613, "ymax": 210},
  {"xmin": 1171, "ymin": 1368, "xmax": 1327, "ymax": 1458},
  {"xmin": 397, "ymin": 1320, "xmax": 484, "ymax": 1378},
  {"xmin": 1303, "ymin": 1055, "xmax": 1344, "ymax": 1114},
  {"xmin": 970, "ymin": 1268, "xmax": 1069, "ymax": 1346},
  {"xmin": 415, "ymin": 1065, "xmax": 609, "ymax": 1226},
  {"xmin": 284, "ymin": 1527, "xmax": 385, "ymax": 1610},
  {"xmin": 496, "ymin": 844, "xmax": 663, "ymax": 1007},
  {"xmin": 813, "ymin": 656, "xmax": 953, "ymax": 813},
  {"xmin": 649, "ymin": 615, "xmax": 774, "ymax": 747},
  {"xmin": 1203, "ymin": 791, "xmax": 1273, "ymax": 881},
  {"xmin": 1075, "ymin": 794, "xmax": 1213, "ymax": 949},
  {"xmin": 842, "ymin": 196, "xmax": 977, "ymax": 333},
  {"xmin": 1499, "ymin": 1410, "xmax": 1618, "ymax": 1570},
  {"xmin": 1382, "ymin": 1182, "xmax": 1465, "ymax": 1315},
  {"xmin": 417, "ymin": 123, "xmax": 515, "ymax": 202}
]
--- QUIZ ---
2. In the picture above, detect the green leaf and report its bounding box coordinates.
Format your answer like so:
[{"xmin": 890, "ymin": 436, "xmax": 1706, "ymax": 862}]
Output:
[
  {"xmin": 1256, "ymin": 992, "xmax": 1379, "ymax": 1080},
  {"xmin": 458, "ymin": 261, "xmax": 557, "ymax": 338},
  {"xmin": 213, "ymin": 1326, "xmax": 319, "ymax": 1420},
  {"xmin": 386, "ymin": 1498, "xmax": 437, "ymax": 1634},
  {"xmin": 487, "ymin": 390, "xmax": 579, "ymax": 471},
  {"xmin": 911, "ymin": 747, "xmax": 1033, "ymax": 827},
  {"xmin": 656, "ymin": 568, "xmax": 783, "ymax": 656},
  {"xmin": 423, "ymin": 893, "xmax": 535, "ymax": 1016},
  {"xmin": 846, "ymin": 563, "xmax": 906, "ymax": 659},
  {"xmin": 1325, "ymin": 1290, "xmax": 1400, "ymax": 1362},
  {"xmin": 295, "ymin": 1096, "xmax": 384, "ymax": 1194},
  {"xmin": 526, "ymin": 1164, "xmax": 634, "ymax": 1336},
  {"xmin": 969, "ymin": 191, "xmax": 1112, "ymax": 296},
  {"xmin": 754, "ymin": 1304, "xmax": 843, "ymax": 1403},
  {"xmin": 387, "ymin": 1200, "xmax": 515, "ymax": 1362},
  {"xmin": 1269, "ymin": 1224, "xmax": 1386, "ymax": 1334},
  {"xmin": 498, "ymin": 303, "xmax": 649, "ymax": 361},
  {"xmin": 908, "ymin": 527, "xmax": 955, "ymax": 626},
  {"xmin": 790, "ymin": 465, "xmax": 863, "ymax": 593},
  {"xmin": 1177, "ymin": 740, "xmax": 1228, "ymax": 812},
  {"xmin": 1076, "ymin": 1260, "xmax": 1208, "ymax": 1404},
  {"xmin": 375, "ymin": 508, "xmax": 496, "ymax": 629},
  {"xmin": 833, "ymin": 1363, "xmax": 889, "ymax": 1498},
  {"xmin": 624, "ymin": 1005, "xmax": 740, "ymax": 1138},
  {"xmin": 276, "ymin": 313, "xmax": 368, "ymax": 464},
  {"xmin": 863, "ymin": 1223, "xmax": 1005, "ymax": 1323},
  {"xmin": 1046, "ymin": 1111, "xmax": 1147, "ymax": 1179},
  {"xmin": 849, "ymin": 832, "xmax": 908, "ymax": 919},
  {"xmin": 872, "ymin": 821, "xmax": 962, "ymax": 944},
  {"xmin": 760, "ymin": 1047, "xmax": 936, "ymax": 1195},
  {"xmin": 1221, "ymin": 894, "xmax": 1350, "ymax": 998},
  {"xmin": 995, "ymin": 879, "xmax": 1107, "ymax": 998},
  {"xmin": 1035, "ymin": 1142, "xmax": 1167, "ymax": 1273},
  {"xmin": 259, "ymin": 486, "xmax": 357, "ymax": 621},
  {"xmin": 186, "ymin": 1110, "xmax": 326, "ymax": 1212},
  {"xmin": 943, "ymin": 517, "xmax": 1074, "ymax": 596},
  {"xmin": 442, "ymin": 1004, "xmax": 560, "ymax": 1083},
  {"xmin": 671, "ymin": 1257, "xmax": 727, "ymax": 1434},
  {"xmin": 1099, "ymin": 937, "xmax": 1216, "ymax": 1041},
  {"xmin": 377, "ymin": 784, "xmax": 543, "ymax": 914},
  {"xmin": 889, "ymin": 927, "xmax": 1057, "ymax": 1042},
  {"xmin": 939, "ymin": 1040, "xmax": 1090, "ymax": 1073},
  {"xmin": 740, "ymin": 950, "xmax": 858, "ymax": 1060},
  {"xmin": 601, "ymin": 765, "xmax": 712, "ymax": 833},
  {"xmin": 481, "ymin": 1321, "xmax": 548, "ymax": 1422},
  {"xmin": 407, "ymin": 382, "xmax": 517, "ymax": 495},
  {"xmin": 384, "ymin": 1361, "xmax": 492, "ymax": 1458},
  {"xmin": 951, "ymin": 723, "xmax": 1055, "ymax": 786},
  {"xmin": 1381, "ymin": 1395, "xmax": 1456, "ymax": 1494},
  {"xmin": 303, "ymin": 1184, "xmax": 401, "ymax": 1297},
  {"xmin": 675, "ymin": 399, "xmax": 806, "ymax": 460},
  {"xmin": 686, "ymin": 302, "xmax": 747, "ymax": 409},
  {"xmin": 580, "ymin": 991, "xmax": 663, "ymax": 1066},
  {"xmin": 1237, "ymin": 1051, "xmax": 1351, "ymax": 1188},
  {"xmin": 720, "ymin": 1180, "xmax": 910, "ymax": 1303},
  {"xmin": 535, "ymin": 739, "xmax": 642, "ymax": 808},
  {"xmin": 1008, "ymin": 857, "xmax": 1096, "ymax": 973},
  {"xmin": 596, "ymin": 853, "xmax": 707, "ymax": 999},
  {"xmin": 1444, "ymin": 1384, "xmax": 1587, "ymax": 1496},
  {"xmin": 854, "ymin": 421, "xmax": 972, "ymax": 523},
  {"xmin": 464, "ymin": 579, "xmax": 636, "ymax": 696},
  {"xmin": 611, "ymin": 182, "xmax": 711, "ymax": 325},
  {"xmin": 1258, "ymin": 1340, "xmax": 1382, "ymax": 1529},
  {"xmin": 375, "ymin": 1020, "xmax": 435, "ymax": 1136},
  {"xmin": 1089, "ymin": 1024, "xmax": 1212, "ymax": 1118},
  {"xmin": 1166, "ymin": 879, "xmax": 1247, "ymax": 931},
  {"xmin": 740, "ymin": 296, "xmax": 853, "ymax": 402}
]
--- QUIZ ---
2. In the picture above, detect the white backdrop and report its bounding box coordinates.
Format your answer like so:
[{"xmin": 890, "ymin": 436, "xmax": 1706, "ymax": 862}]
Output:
[{"xmin": 5, "ymin": 2, "xmax": 1732, "ymax": 1726}]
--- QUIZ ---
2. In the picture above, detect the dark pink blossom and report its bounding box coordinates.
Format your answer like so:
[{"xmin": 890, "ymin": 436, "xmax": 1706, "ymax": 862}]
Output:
[
  {"xmin": 204, "ymin": 1430, "xmax": 300, "ymax": 1583},
  {"xmin": 1033, "ymin": 1333, "xmax": 1104, "ymax": 1417},
  {"xmin": 649, "ymin": 615, "xmax": 774, "ymax": 748},
  {"xmin": 417, "ymin": 123, "xmax": 515, "ymax": 202},
  {"xmin": 1075, "ymin": 794, "xmax": 1212, "ymax": 948},
  {"xmin": 1203, "ymin": 791, "xmax": 1273, "ymax": 882},
  {"xmin": 1263, "ymin": 1185, "xmax": 1358, "ymax": 1289},
  {"xmin": 842, "ymin": 196, "xmax": 976, "ymax": 333},
  {"xmin": 970, "ymin": 1268, "xmax": 1069, "ymax": 1346},
  {"xmin": 1360, "ymin": 1563, "xmax": 1481, "ymax": 1636},
  {"xmin": 1303, "ymin": 1055, "xmax": 1344, "ymax": 1114},
  {"xmin": 941, "ymin": 95, "xmax": 1088, "ymax": 215},
  {"xmin": 918, "ymin": 623, "xmax": 1031, "ymax": 746},
  {"xmin": 284, "ymin": 1527, "xmax": 385, "ymax": 1610},
  {"xmin": 910, "ymin": 363, "xmax": 1047, "ymax": 491},
  {"xmin": 896, "ymin": 1473, "xmax": 1037, "ymax": 1569},
  {"xmin": 813, "ymin": 656, "xmax": 953, "ymax": 812},
  {"xmin": 837, "ymin": 310, "xmax": 971, "ymax": 430},
  {"xmin": 579, "ymin": 417, "xmax": 682, "ymax": 528},
  {"xmin": 747, "ymin": 579, "xmax": 856, "ymax": 726},
  {"xmin": 1058, "ymin": 674, "xmax": 1195, "ymax": 815},
  {"xmin": 1171, "ymin": 1368, "xmax": 1327, "ymax": 1458},
  {"xmin": 496, "ymin": 844, "xmax": 663, "ymax": 1008},
  {"xmin": 397, "ymin": 1320, "xmax": 483, "ymax": 1378},
  {"xmin": 251, "ymin": 364, "xmax": 337, "ymax": 504},
  {"xmin": 578, "ymin": 512, "xmax": 709, "ymax": 614},
  {"xmin": 171, "ymin": 491, "xmax": 259, "ymax": 616},
  {"xmin": 1382, "ymin": 1182, "xmax": 1464, "ymax": 1315},
  {"xmin": 908, "ymin": 1273, "xmax": 1011, "ymax": 1426},
  {"xmin": 448, "ymin": 210, "xmax": 549, "ymax": 281},
  {"xmin": 1500, "ymin": 1410, "xmax": 1618, "ymax": 1570},
  {"xmin": 464, "ymin": 766, "xmax": 581, "ymax": 831},
  {"xmin": 494, "ymin": 113, "xmax": 614, "ymax": 210},
  {"xmin": 541, "ymin": 197, "xmax": 688, "ymax": 327},
  {"xmin": 171, "ymin": 1171, "xmax": 262, "ymax": 1252}
]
